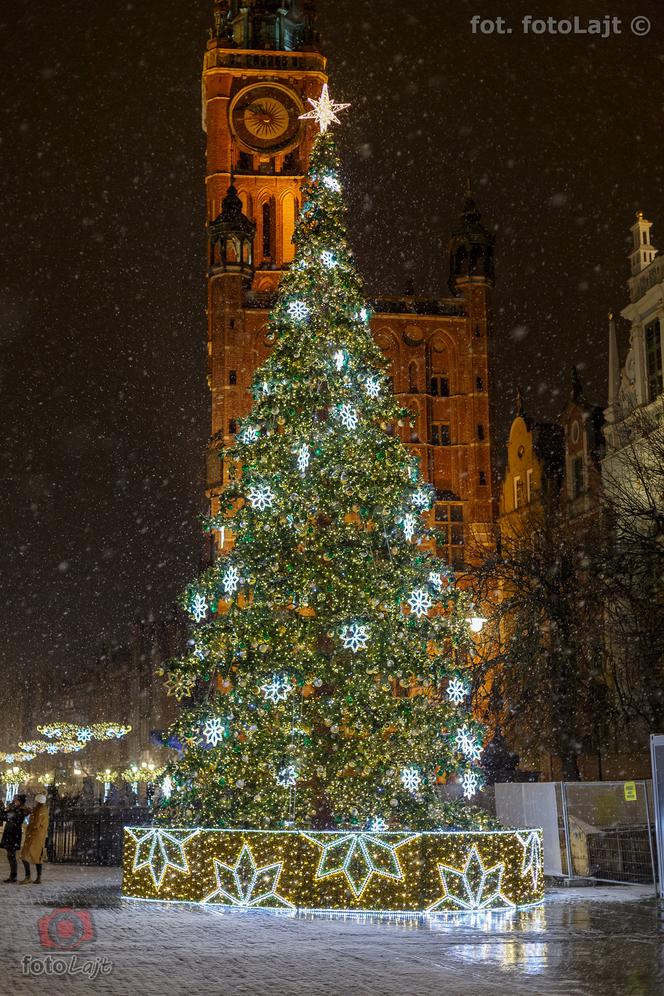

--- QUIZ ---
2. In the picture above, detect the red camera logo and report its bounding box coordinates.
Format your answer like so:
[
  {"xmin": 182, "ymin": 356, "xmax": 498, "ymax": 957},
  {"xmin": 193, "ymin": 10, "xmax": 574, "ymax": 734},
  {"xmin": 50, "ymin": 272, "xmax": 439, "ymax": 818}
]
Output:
[{"xmin": 37, "ymin": 909, "xmax": 96, "ymax": 951}]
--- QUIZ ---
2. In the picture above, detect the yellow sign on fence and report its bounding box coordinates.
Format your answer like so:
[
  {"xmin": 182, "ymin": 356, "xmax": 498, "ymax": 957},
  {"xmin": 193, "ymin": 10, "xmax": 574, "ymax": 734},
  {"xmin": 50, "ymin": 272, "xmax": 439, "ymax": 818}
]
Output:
[{"xmin": 624, "ymin": 781, "xmax": 637, "ymax": 802}]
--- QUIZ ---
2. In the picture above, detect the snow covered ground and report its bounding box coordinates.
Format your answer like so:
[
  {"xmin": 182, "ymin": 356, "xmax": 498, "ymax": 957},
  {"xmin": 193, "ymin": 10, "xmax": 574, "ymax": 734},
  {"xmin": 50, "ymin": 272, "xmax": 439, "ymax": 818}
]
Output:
[{"xmin": 0, "ymin": 864, "xmax": 661, "ymax": 995}]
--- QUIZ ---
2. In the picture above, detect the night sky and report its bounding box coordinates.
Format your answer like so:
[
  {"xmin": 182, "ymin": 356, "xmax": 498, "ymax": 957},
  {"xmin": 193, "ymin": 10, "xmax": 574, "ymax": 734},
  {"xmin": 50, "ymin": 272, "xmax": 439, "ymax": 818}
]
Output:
[{"xmin": 1, "ymin": 0, "xmax": 663, "ymax": 682}]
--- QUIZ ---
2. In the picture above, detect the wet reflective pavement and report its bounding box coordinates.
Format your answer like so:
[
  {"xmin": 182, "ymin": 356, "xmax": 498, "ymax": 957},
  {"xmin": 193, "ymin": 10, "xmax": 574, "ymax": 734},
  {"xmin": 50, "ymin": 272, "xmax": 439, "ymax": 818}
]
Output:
[{"xmin": 2, "ymin": 866, "xmax": 662, "ymax": 994}]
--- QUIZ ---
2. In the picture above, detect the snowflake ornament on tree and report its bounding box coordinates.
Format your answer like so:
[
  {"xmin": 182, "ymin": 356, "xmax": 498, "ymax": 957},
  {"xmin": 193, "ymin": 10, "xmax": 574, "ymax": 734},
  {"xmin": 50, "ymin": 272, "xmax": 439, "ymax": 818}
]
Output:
[
  {"xmin": 336, "ymin": 404, "xmax": 358, "ymax": 430},
  {"xmin": 222, "ymin": 565, "xmax": 241, "ymax": 596},
  {"xmin": 402, "ymin": 513, "xmax": 417, "ymax": 541},
  {"xmin": 261, "ymin": 674, "xmax": 291, "ymax": 705},
  {"xmin": 288, "ymin": 300, "xmax": 310, "ymax": 322},
  {"xmin": 447, "ymin": 677, "xmax": 468, "ymax": 706},
  {"xmin": 401, "ymin": 767, "xmax": 422, "ymax": 794},
  {"xmin": 364, "ymin": 376, "xmax": 380, "ymax": 399},
  {"xmin": 203, "ymin": 718, "xmax": 226, "ymax": 748},
  {"xmin": 189, "ymin": 593, "xmax": 208, "ymax": 623},
  {"xmin": 247, "ymin": 484, "xmax": 274, "ymax": 511},
  {"xmin": 295, "ymin": 443, "xmax": 310, "ymax": 474},
  {"xmin": 408, "ymin": 588, "xmax": 433, "ymax": 618},
  {"xmin": 340, "ymin": 622, "xmax": 370, "ymax": 653},
  {"xmin": 461, "ymin": 770, "xmax": 480, "ymax": 800}
]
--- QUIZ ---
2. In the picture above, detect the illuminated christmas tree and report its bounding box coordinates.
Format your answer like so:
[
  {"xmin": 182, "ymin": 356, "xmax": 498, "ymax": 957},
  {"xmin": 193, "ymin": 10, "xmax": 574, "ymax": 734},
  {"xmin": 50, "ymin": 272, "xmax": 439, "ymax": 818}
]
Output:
[{"xmin": 160, "ymin": 89, "xmax": 484, "ymax": 831}]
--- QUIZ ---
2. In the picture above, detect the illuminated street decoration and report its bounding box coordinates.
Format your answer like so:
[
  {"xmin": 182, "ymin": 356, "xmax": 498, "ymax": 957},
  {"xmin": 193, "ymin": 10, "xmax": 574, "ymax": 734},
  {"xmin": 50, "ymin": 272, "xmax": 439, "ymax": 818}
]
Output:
[
  {"xmin": 189, "ymin": 593, "xmax": 208, "ymax": 622},
  {"xmin": 203, "ymin": 842, "xmax": 294, "ymax": 909},
  {"xmin": 126, "ymin": 828, "xmax": 199, "ymax": 891},
  {"xmin": 407, "ymin": 588, "xmax": 433, "ymax": 618},
  {"xmin": 516, "ymin": 831, "xmax": 543, "ymax": 889},
  {"xmin": 203, "ymin": 717, "xmax": 226, "ymax": 748},
  {"xmin": 400, "ymin": 767, "xmax": 421, "ymax": 793},
  {"xmin": 426, "ymin": 845, "xmax": 515, "ymax": 913},
  {"xmin": 302, "ymin": 831, "xmax": 416, "ymax": 899}
]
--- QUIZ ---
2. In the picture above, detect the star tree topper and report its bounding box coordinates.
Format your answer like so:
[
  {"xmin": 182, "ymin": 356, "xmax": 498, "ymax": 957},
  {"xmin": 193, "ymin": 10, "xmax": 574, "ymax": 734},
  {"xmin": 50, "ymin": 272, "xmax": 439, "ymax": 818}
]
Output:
[{"xmin": 299, "ymin": 84, "xmax": 350, "ymax": 133}]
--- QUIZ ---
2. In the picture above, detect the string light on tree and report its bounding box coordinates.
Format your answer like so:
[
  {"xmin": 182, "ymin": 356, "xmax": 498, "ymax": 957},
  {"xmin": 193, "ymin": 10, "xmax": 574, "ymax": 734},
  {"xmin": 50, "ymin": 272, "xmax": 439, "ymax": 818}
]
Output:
[{"xmin": 333, "ymin": 349, "xmax": 345, "ymax": 371}]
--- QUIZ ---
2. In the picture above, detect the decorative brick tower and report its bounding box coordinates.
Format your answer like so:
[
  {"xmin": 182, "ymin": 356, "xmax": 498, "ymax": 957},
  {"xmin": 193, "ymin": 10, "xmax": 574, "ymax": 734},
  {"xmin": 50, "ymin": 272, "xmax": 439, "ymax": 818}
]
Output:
[{"xmin": 202, "ymin": 1, "xmax": 496, "ymax": 563}]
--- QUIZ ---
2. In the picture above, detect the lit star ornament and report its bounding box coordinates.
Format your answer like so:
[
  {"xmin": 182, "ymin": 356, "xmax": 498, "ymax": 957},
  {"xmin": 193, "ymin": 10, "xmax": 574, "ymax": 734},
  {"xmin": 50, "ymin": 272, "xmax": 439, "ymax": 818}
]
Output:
[
  {"xmin": 303, "ymin": 831, "xmax": 416, "ymax": 899},
  {"xmin": 426, "ymin": 845, "xmax": 514, "ymax": 913},
  {"xmin": 340, "ymin": 622, "xmax": 370, "ymax": 653},
  {"xmin": 299, "ymin": 83, "xmax": 350, "ymax": 133}
]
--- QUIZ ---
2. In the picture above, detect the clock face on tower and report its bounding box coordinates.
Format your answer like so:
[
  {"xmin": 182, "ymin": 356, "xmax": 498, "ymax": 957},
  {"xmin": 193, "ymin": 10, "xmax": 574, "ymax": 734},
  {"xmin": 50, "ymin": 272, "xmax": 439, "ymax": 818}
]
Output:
[{"xmin": 229, "ymin": 84, "xmax": 304, "ymax": 155}]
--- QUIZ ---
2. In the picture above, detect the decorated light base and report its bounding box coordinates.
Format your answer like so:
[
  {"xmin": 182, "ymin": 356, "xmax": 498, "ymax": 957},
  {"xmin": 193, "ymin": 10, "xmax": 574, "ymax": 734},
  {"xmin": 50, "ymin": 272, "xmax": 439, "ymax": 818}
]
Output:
[{"xmin": 122, "ymin": 827, "xmax": 543, "ymax": 914}]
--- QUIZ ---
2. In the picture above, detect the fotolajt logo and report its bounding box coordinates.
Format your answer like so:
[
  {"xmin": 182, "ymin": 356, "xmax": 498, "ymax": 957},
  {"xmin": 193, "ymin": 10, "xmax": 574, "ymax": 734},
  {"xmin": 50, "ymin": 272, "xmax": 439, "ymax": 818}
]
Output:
[{"xmin": 38, "ymin": 908, "xmax": 96, "ymax": 951}]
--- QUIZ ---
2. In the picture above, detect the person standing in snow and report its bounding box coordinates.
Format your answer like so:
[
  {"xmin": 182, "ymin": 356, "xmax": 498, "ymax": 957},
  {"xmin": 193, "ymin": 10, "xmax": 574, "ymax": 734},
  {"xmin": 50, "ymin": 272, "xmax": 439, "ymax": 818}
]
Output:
[
  {"xmin": 20, "ymin": 794, "xmax": 49, "ymax": 884},
  {"xmin": 1, "ymin": 795, "xmax": 29, "ymax": 883}
]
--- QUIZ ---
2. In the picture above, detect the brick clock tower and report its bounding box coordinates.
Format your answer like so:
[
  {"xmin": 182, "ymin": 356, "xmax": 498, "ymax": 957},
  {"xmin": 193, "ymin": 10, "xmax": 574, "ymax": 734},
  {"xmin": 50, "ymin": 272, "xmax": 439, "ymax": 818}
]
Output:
[{"xmin": 203, "ymin": 0, "xmax": 496, "ymax": 564}]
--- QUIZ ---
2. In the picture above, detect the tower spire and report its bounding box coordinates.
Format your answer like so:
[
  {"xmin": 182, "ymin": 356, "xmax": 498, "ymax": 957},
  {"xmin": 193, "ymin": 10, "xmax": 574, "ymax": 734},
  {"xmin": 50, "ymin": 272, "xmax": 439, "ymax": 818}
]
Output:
[
  {"xmin": 607, "ymin": 311, "xmax": 620, "ymax": 408},
  {"xmin": 448, "ymin": 178, "xmax": 495, "ymax": 293}
]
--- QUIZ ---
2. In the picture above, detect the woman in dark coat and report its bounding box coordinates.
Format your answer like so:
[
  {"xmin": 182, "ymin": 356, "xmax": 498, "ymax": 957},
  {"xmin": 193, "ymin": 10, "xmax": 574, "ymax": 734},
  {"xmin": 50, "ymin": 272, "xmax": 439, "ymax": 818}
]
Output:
[{"xmin": 1, "ymin": 795, "xmax": 29, "ymax": 883}]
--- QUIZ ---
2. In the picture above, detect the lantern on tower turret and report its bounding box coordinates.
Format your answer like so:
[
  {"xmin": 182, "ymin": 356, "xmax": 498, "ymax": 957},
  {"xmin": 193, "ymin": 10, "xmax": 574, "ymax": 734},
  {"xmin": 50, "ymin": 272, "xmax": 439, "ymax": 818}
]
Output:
[{"xmin": 208, "ymin": 183, "xmax": 256, "ymax": 283}]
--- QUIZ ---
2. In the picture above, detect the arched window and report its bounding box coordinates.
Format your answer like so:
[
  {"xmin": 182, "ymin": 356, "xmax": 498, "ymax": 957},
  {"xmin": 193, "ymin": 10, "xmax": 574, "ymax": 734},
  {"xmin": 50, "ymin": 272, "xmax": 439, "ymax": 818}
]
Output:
[
  {"xmin": 281, "ymin": 193, "xmax": 296, "ymax": 263},
  {"xmin": 408, "ymin": 361, "xmax": 418, "ymax": 393},
  {"xmin": 262, "ymin": 202, "xmax": 272, "ymax": 260}
]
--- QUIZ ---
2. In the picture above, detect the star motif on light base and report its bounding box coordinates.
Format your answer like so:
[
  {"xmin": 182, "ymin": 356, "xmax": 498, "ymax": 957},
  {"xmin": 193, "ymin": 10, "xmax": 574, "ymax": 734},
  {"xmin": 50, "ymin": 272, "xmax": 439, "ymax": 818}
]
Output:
[
  {"xmin": 299, "ymin": 84, "xmax": 350, "ymax": 133},
  {"xmin": 203, "ymin": 843, "xmax": 294, "ymax": 910},
  {"xmin": 127, "ymin": 828, "xmax": 199, "ymax": 891},
  {"xmin": 426, "ymin": 845, "xmax": 515, "ymax": 913},
  {"xmin": 303, "ymin": 832, "xmax": 417, "ymax": 899},
  {"xmin": 516, "ymin": 831, "xmax": 543, "ymax": 889}
]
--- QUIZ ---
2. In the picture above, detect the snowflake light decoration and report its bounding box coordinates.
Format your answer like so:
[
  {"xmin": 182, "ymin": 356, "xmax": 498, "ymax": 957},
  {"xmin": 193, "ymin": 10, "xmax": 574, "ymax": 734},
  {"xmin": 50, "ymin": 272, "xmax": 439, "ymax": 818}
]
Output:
[
  {"xmin": 322, "ymin": 172, "xmax": 341, "ymax": 192},
  {"xmin": 261, "ymin": 674, "xmax": 291, "ymax": 704},
  {"xmin": 288, "ymin": 300, "xmax": 310, "ymax": 322},
  {"xmin": 276, "ymin": 765, "xmax": 298, "ymax": 788},
  {"xmin": 190, "ymin": 593, "xmax": 208, "ymax": 623},
  {"xmin": 222, "ymin": 565, "xmax": 241, "ymax": 596},
  {"xmin": 296, "ymin": 443, "xmax": 310, "ymax": 474},
  {"xmin": 364, "ymin": 376, "xmax": 380, "ymax": 399},
  {"xmin": 161, "ymin": 775, "xmax": 173, "ymax": 800},
  {"xmin": 408, "ymin": 588, "xmax": 433, "ymax": 618},
  {"xmin": 412, "ymin": 488, "xmax": 431, "ymax": 510},
  {"xmin": 447, "ymin": 677, "xmax": 468, "ymax": 706},
  {"xmin": 337, "ymin": 403, "xmax": 358, "ymax": 430},
  {"xmin": 321, "ymin": 250, "xmax": 338, "ymax": 269},
  {"xmin": 333, "ymin": 349, "xmax": 345, "ymax": 371},
  {"xmin": 340, "ymin": 622, "xmax": 370, "ymax": 653},
  {"xmin": 247, "ymin": 484, "xmax": 274, "ymax": 511},
  {"xmin": 402, "ymin": 513, "xmax": 417, "ymax": 541},
  {"xmin": 76, "ymin": 728, "xmax": 93, "ymax": 743},
  {"xmin": 359, "ymin": 307, "xmax": 369, "ymax": 322},
  {"xmin": 192, "ymin": 643, "xmax": 207, "ymax": 662},
  {"xmin": 461, "ymin": 769, "xmax": 480, "ymax": 800},
  {"xmin": 454, "ymin": 725, "xmax": 483, "ymax": 762},
  {"xmin": 241, "ymin": 426, "xmax": 259, "ymax": 444},
  {"xmin": 428, "ymin": 571, "xmax": 443, "ymax": 591},
  {"xmin": 46, "ymin": 745, "xmax": 58, "ymax": 755},
  {"xmin": 203, "ymin": 717, "xmax": 226, "ymax": 748},
  {"xmin": 299, "ymin": 83, "xmax": 350, "ymax": 133},
  {"xmin": 366, "ymin": 816, "xmax": 388, "ymax": 832},
  {"xmin": 165, "ymin": 672, "xmax": 196, "ymax": 701},
  {"xmin": 401, "ymin": 767, "xmax": 421, "ymax": 793}
]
